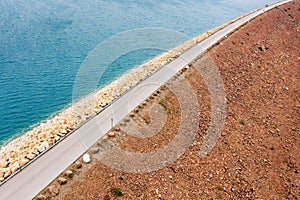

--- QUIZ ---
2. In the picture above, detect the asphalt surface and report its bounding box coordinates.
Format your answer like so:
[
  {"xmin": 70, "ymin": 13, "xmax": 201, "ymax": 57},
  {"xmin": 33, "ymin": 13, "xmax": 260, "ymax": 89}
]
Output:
[{"xmin": 0, "ymin": 1, "xmax": 291, "ymax": 199}]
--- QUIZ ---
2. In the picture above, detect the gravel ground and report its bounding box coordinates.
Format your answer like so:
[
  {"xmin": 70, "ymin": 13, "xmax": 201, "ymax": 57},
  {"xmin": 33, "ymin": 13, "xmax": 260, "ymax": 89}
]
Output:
[{"xmin": 36, "ymin": 1, "xmax": 299, "ymax": 199}]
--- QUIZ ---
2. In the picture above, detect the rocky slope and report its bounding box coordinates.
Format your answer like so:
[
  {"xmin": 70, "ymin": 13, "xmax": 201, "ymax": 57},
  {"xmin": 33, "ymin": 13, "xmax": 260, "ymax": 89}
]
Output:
[{"xmin": 36, "ymin": 0, "xmax": 299, "ymax": 199}]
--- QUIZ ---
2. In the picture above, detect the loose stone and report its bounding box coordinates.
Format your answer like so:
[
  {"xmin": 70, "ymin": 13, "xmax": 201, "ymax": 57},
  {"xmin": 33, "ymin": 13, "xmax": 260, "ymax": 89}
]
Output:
[
  {"xmin": 108, "ymin": 132, "xmax": 116, "ymax": 137},
  {"xmin": 57, "ymin": 177, "xmax": 67, "ymax": 185}
]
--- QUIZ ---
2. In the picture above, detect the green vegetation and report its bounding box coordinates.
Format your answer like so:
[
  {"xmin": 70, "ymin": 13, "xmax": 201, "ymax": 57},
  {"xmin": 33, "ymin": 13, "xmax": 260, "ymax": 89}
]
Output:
[
  {"xmin": 216, "ymin": 185, "xmax": 223, "ymax": 199},
  {"xmin": 159, "ymin": 99, "xmax": 168, "ymax": 111},
  {"xmin": 216, "ymin": 185, "xmax": 223, "ymax": 191},
  {"xmin": 158, "ymin": 95, "xmax": 179, "ymax": 114},
  {"xmin": 111, "ymin": 188, "xmax": 123, "ymax": 197},
  {"xmin": 270, "ymin": 146, "xmax": 275, "ymax": 151}
]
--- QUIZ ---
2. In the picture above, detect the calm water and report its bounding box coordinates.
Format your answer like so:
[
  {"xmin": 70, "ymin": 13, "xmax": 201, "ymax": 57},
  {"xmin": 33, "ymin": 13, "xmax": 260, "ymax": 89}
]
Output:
[{"xmin": 0, "ymin": 0, "xmax": 276, "ymax": 145}]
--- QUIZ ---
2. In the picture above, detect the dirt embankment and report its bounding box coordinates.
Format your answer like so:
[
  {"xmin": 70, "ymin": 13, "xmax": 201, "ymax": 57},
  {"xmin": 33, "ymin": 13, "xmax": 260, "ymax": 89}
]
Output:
[{"xmin": 37, "ymin": 1, "xmax": 299, "ymax": 199}]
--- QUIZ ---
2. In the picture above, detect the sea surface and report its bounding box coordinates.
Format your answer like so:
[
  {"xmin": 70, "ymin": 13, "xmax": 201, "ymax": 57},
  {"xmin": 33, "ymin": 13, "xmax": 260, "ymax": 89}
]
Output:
[{"xmin": 0, "ymin": 0, "xmax": 276, "ymax": 145}]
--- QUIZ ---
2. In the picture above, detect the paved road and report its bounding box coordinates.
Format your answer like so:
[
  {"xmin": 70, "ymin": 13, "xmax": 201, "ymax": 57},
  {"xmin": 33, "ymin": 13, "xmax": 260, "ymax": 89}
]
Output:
[{"xmin": 0, "ymin": 1, "xmax": 291, "ymax": 199}]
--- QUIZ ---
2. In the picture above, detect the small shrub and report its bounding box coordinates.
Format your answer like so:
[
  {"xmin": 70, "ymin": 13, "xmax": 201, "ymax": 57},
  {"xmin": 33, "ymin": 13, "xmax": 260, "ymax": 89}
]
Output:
[
  {"xmin": 159, "ymin": 99, "xmax": 168, "ymax": 110},
  {"xmin": 216, "ymin": 185, "xmax": 223, "ymax": 191},
  {"xmin": 270, "ymin": 146, "xmax": 275, "ymax": 151},
  {"xmin": 239, "ymin": 120, "xmax": 245, "ymax": 125},
  {"xmin": 111, "ymin": 188, "xmax": 123, "ymax": 197}
]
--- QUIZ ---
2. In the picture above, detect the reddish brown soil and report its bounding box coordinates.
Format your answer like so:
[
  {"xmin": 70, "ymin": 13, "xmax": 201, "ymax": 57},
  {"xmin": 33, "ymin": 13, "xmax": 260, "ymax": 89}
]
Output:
[
  {"xmin": 37, "ymin": 1, "xmax": 300, "ymax": 199},
  {"xmin": 208, "ymin": 1, "xmax": 300, "ymax": 198}
]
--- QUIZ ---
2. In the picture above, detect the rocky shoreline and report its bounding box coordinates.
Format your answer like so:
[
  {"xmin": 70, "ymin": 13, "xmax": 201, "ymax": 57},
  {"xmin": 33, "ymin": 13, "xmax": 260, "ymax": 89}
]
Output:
[{"xmin": 0, "ymin": 13, "xmax": 248, "ymax": 182}]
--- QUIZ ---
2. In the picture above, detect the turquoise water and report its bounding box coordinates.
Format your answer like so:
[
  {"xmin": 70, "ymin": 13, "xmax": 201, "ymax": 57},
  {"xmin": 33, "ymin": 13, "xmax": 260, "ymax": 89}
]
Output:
[{"xmin": 0, "ymin": 0, "xmax": 276, "ymax": 145}]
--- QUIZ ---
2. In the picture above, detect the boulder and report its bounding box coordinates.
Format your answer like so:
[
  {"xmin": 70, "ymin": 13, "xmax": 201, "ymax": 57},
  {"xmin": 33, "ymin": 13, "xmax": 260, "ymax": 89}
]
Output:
[
  {"xmin": 10, "ymin": 166, "xmax": 19, "ymax": 174},
  {"xmin": 3, "ymin": 168, "xmax": 11, "ymax": 178},
  {"xmin": 48, "ymin": 138, "xmax": 55, "ymax": 145},
  {"xmin": 37, "ymin": 146, "xmax": 46, "ymax": 153},
  {"xmin": 93, "ymin": 108, "xmax": 100, "ymax": 113},
  {"xmin": 114, "ymin": 126, "xmax": 120, "ymax": 132},
  {"xmin": 31, "ymin": 148, "xmax": 39, "ymax": 155},
  {"xmin": 57, "ymin": 177, "xmax": 67, "ymax": 185},
  {"xmin": 64, "ymin": 170, "xmax": 74, "ymax": 178},
  {"xmin": 0, "ymin": 159, "xmax": 8, "ymax": 168},
  {"xmin": 42, "ymin": 141, "xmax": 50, "ymax": 149},
  {"xmin": 19, "ymin": 158, "xmax": 29, "ymax": 166},
  {"xmin": 26, "ymin": 153, "xmax": 35, "ymax": 160},
  {"xmin": 74, "ymin": 161, "xmax": 82, "ymax": 169},
  {"xmin": 54, "ymin": 135, "xmax": 60, "ymax": 141},
  {"xmin": 60, "ymin": 129, "xmax": 68, "ymax": 135},
  {"xmin": 107, "ymin": 132, "xmax": 115, "ymax": 137},
  {"xmin": 38, "ymin": 141, "xmax": 50, "ymax": 153},
  {"xmin": 47, "ymin": 185, "xmax": 60, "ymax": 196}
]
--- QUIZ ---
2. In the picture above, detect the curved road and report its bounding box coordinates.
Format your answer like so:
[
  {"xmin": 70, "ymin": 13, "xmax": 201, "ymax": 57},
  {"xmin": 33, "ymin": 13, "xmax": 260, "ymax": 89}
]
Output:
[{"xmin": 0, "ymin": 1, "xmax": 291, "ymax": 199}]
